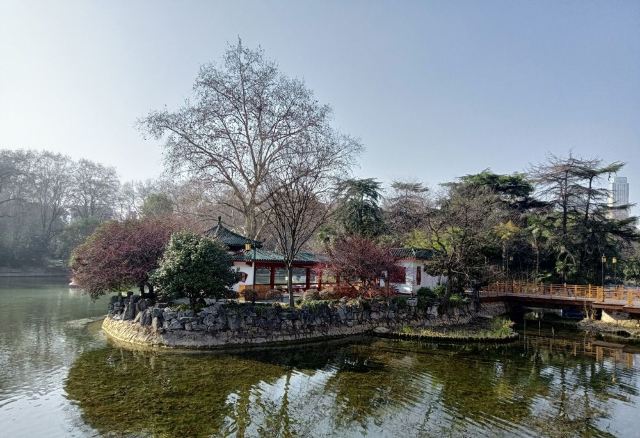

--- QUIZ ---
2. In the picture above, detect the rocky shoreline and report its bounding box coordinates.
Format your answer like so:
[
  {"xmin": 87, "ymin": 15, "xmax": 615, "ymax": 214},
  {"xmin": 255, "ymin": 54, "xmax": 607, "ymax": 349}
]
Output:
[
  {"xmin": 578, "ymin": 318, "xmax": 640, "ymax": 343},
  {"xmin": 102, "ymin": 294, "xmax": 509, "ymax": 350}
]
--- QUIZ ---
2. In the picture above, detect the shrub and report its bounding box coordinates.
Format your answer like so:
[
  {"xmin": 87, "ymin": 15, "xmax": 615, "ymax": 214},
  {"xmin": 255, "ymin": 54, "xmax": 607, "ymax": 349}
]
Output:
[
  {"xmin": 490, "ymin": 317, "xmax": 514, "ymax": 337},
  {"xmin": 300, "ymin": 300, "xmax": 331, "ymax": 312},
  {"xmin": 242, "ymin": 289, "xmax": 258, "ymax": 304},
  {"xmin": 318, "ymin": 289, "xmax": 333, "ymax": 300},
  {"xmin": 390, "ymin": 296, "xmax": 409, "ymax": 309},
  {"xmin": 446, "ymin": 293, "xmax": 469, "ymax": 307},
  {"xmin": 303, "ymin": 288, "xmax": 320, "ymax": 301},
  {"xmin": 416, "ymin": 287, "xmax": 437, "ymax": 309},
  {"xmin": 432, "ymin": 284, "xmax": 447, "ymax": 297},
  {"xmin": 151, "ymin": 231, "xmax": 238, "ymax": 310},
  {"xmin": 265, "ymin": 289, "xmax": 282, "ymax": 300}
]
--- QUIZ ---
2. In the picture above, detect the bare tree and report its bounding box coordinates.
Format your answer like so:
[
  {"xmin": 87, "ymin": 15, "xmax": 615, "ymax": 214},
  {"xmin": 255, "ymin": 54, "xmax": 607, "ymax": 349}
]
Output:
[
  {"xmin": 140, "ymin": 39, "xmax": 360, "ymax": 240},
  {"xmin": 0, "ymin": 150, "xmax": 29, "ymax": 213},
  {"xmin": 28, "ymin": 152, "xmax": 74, "ymax": 250},
  {"xmin": 383, "ymin": 180, "xmax": 429, "ymax": 241},
  {"xmin": 69, "ymin": 159, "xmax": 120, "ymax": 220},
  {"xmin": 423, "ymin": 185, "xmax": 506, "ymax": 296},
  {"xmin": 265, "ymin": 160, "xmax": 335, "ymax": 306}
]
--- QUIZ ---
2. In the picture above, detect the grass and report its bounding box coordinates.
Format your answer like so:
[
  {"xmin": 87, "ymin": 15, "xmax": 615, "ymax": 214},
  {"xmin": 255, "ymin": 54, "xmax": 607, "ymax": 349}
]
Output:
[{"xmin": 393, "ymin": 317, "xmax": 518, "ymax": 342}]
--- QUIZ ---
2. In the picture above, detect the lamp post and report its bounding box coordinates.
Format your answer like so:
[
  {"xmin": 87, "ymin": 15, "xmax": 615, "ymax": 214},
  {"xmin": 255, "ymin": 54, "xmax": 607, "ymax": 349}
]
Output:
[
  {"xmin": 612, "ymin": 257, "xmax": 618, "ymax": 285},
  {"xmin": 601, "ymin": 255, "xmax": 607, "ymax": 287}
]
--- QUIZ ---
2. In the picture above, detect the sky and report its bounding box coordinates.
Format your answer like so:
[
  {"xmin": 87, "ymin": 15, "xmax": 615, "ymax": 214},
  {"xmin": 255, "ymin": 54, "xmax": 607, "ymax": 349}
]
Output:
[{"xmin": 1, "ymin": 0, "xmax": 638, "ymax": 213}]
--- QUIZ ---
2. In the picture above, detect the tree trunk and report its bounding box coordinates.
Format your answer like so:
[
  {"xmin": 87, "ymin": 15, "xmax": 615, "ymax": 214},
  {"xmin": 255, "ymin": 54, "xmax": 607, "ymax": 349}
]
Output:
[{"xmin": 287, "ymin": 264, "xmax": 294, "ymax": 307}]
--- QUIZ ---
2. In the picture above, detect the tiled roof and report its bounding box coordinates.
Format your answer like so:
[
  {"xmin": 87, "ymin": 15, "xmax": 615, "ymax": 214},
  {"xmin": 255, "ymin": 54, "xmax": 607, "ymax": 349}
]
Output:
[
  {"xmin": 232, "ymin": 249, "xmax": 327, "ymax": 264},
  {"xmin": 391, "ymin": 248, "xmax": 434, "ymax": 260},
  {"xmin": 204, "ymin": 218, "xmax": 262, "ymax": 249}
]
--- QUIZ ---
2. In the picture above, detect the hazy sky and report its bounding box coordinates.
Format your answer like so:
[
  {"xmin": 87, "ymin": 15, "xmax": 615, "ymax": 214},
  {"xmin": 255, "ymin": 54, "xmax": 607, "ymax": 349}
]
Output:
[{"xmin": 1, "ymin": 0, "xmax": 638, "ymax": 211}]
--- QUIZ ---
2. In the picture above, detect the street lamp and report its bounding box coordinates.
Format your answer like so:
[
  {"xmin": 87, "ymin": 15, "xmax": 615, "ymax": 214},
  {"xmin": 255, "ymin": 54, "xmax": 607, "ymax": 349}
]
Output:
[
  {"xmin": 612, "ymin": 257, "xmax": 618, "ymax": 285},
  {"xmin": 601, "ymin": 255, "xmax": 607, "ymax": 287}
]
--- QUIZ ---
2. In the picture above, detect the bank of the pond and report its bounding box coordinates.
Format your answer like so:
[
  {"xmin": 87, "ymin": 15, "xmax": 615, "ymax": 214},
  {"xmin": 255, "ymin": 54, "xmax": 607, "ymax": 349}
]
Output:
[{"xmin": 102, "ymin": 294, "xmax": 509, "ymax": 349}]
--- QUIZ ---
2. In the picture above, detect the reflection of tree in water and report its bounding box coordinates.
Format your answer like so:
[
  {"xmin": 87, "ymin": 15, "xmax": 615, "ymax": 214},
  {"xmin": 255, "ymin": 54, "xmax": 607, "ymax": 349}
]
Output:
[
  {"xmin": 66, "ymin": 346, "xmax": 287, "ymax": 437},
  {"xmin": 420, "ymin": 338, "xmax": 638, "ymax": 437},
  {"xmin": 322, "ymin": 343, "xmax": 424, "ymax": 432},
  {"xmin": 66, "ymin": 336, "xmax": 640, "ymax": 437}
]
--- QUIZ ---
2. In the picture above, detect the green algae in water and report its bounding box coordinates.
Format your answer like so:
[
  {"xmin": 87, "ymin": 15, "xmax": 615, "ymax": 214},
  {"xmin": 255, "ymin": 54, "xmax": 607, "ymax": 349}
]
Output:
[{"xmin": 66, "ymin": 337, "xmax": 640, "ymax": 437}]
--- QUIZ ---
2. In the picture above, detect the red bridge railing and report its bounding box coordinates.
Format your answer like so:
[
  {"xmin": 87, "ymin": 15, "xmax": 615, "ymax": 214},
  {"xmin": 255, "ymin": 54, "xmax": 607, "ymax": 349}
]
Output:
[{"xmin": 481, "ymin": 281, "xmax": 640, "ymax": 307}]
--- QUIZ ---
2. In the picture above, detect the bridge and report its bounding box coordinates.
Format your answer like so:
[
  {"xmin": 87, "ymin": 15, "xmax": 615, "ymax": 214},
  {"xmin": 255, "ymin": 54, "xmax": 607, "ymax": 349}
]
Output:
[{"xmin": 480, "ymin": 281, "xmax": 640, "ymax": 315}]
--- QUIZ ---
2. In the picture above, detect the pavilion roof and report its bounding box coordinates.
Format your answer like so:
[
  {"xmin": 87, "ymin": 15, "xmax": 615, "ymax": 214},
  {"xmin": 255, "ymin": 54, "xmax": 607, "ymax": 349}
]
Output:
[
  {"xmin": 204, "ymin": 217, "xmax": 262, "ymax": 249},
  {"xmin": 232, "ymin": 249, "xmax": 327, "ymax": 264}
]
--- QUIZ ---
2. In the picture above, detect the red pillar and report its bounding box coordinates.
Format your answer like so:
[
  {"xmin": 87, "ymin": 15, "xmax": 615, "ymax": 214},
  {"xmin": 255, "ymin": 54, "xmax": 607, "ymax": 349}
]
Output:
[{"xmin": 269, "ymin": 266, "xmax": 275, "ymax": 289}]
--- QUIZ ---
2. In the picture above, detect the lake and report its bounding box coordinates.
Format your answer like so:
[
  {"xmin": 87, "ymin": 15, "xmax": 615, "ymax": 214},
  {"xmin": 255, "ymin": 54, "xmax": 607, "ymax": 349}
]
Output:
[{"xmin": 1, "ymin": 279, "xmax": 639, "ymax": 437}]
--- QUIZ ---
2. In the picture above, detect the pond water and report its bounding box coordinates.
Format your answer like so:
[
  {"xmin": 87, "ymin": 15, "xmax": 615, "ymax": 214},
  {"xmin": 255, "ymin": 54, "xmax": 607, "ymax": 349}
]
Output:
[{"xmin": 1, "ymin": 279, "xmax": 639, "ymax": 437}]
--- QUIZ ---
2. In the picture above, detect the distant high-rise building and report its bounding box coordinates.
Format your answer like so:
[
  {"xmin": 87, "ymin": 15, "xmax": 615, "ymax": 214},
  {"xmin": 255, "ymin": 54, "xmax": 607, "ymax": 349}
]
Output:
[{"xmin": 608, "ymin": 176, "xmax": 629, "ymax": 220}]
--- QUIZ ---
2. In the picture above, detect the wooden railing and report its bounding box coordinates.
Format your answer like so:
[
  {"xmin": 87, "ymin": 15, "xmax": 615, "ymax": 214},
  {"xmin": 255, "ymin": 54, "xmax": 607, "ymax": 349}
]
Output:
[{"xmin": 481, "ymin": 281, "xmax": 640, "ymax": 307}]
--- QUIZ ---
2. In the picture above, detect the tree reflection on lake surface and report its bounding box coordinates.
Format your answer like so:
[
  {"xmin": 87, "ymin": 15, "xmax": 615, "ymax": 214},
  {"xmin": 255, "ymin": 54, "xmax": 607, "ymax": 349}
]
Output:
[{"xmin": 66, "ymin": 332, "xmax": 640, "ymax": 437}]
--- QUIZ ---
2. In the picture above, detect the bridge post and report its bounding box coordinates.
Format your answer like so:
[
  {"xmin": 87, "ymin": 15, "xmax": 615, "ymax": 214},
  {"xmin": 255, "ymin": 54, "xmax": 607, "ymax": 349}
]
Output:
[
  {"xmin": 588, "ymin": 284, "xmax": 592, "ymax": 299},
  {"xmin": 628, "ymin": 289, "xmax": 633, "ymax": 306}
]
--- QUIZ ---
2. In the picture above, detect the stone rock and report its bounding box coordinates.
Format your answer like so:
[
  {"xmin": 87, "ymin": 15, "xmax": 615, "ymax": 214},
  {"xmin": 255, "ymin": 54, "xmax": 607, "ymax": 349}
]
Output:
[
  {"xmin": 140, "ymin": 309, "xmax": 152, "ymax": 326},
  {"xmin": 123, "ymin": 304, "xmax": 135, "ymax": 321},
  {"xmin": 373, "ymin": 326, "xmax": 390, "ymax": 334},
  {"xmin": 190, "ymin": 323, "xmax": 206, "ymax": 331},
  {"xmin": 166, "ymin": 319, "xmax": 183, "ymax": 330},
  {"xmin": 227, "ymin": 315, "xmax": 241, "ymax": 330},
  {"xmin": 151, "ymin": 316, "xmax": 162, "ymax": 331}
]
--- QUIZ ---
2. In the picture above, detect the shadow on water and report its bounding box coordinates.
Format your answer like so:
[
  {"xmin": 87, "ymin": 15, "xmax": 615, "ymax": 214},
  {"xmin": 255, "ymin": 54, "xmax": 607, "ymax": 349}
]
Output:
[{"xmin": 65, "ymin": 330, "xmax": 640, "ymax": 438}]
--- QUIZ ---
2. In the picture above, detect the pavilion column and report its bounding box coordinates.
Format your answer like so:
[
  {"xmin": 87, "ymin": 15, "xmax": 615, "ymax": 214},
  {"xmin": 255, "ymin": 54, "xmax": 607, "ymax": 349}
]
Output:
[
  {"xmin": 305, "ymin": 268, "xmax": 311, "ymax": 290},
  {"xmin": 269, "ymin": 266, "xmax": 275, "ymax": 289}
]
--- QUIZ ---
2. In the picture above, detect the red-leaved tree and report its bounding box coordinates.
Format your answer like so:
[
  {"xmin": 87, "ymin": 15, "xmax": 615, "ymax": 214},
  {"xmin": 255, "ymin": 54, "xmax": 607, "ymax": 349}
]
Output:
[
  {"xmin": 326, "ymin": 236, "xmax": 399, "ymax": 297},
  {"xmin": 70, "ymin": 217, "xmax": 184, "ymax": 299}
]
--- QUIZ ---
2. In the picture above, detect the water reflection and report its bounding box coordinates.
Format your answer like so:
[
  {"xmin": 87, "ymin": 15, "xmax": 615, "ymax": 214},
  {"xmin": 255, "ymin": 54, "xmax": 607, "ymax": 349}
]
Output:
[
  {"xmin": 0, "ymin": 278, "xmax": 108, "ymax": 436},
  {"xmin": 66, "ymin": 333, "xmax": 640, "ymax": 437}
]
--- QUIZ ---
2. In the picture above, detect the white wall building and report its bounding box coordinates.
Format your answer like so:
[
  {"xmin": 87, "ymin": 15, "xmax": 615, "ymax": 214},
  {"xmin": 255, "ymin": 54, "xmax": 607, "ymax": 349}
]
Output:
[{"xmin": 388, "ymin": 249, "xmax": 442, "ymax": 294}]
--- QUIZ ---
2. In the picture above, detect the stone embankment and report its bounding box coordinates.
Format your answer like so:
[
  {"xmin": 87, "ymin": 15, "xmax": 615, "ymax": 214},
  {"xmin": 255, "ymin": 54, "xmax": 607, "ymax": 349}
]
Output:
[{"xmin": 102, "ymin": 294, "xmax": 508, "ymax": 349}]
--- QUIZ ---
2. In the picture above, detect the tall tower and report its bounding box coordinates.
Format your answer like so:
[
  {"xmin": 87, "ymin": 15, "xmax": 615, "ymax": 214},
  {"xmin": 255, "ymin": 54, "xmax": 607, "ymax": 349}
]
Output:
[{"xmin": 608, "ymin": 176, "xmax": 630, "ymax": 220}]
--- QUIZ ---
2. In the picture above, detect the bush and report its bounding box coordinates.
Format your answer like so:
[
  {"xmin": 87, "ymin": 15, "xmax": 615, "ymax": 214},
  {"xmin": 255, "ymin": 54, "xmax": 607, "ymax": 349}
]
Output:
[
  {"xmin": 390, "ymin": 296, "xmax": 409, "ymax": 309},
  {"xmin": 490, "ymin": 317, "xmax": 514, "ymax": 337},
  {"xmin": 151, "ymin": 231, "xmax": 238, "ymax": 310},
  {"xmin": 416, "ymin": 286, "xmax": 438, "ymax": 309},
  {"xmin": 319, "ymin": 289, "xmax": 334, "ymax": 300},
  {"xmin": 446, "ymin": 293, "xmax": 469, "ymax": 307},
  {"xmin": 303, "ymin": 288, "xmax": 320, "ymax": 301},
  {"xmin": 242, "ymin": 289, "xmax": 258, "ymax": 303},
  {"xmin": 265, "ymin": 289, "xmax": 282, "ymax": 300},
  {"xmin": 299, "ymin": 299, "xmax": 331, "ymax": 312}
]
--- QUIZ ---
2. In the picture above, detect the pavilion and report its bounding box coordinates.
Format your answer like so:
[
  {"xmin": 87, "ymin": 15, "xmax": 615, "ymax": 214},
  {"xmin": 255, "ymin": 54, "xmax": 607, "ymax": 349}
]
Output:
[{"xmin": 205, "ymin": 218, "xmax": 328, "ymax": 293}]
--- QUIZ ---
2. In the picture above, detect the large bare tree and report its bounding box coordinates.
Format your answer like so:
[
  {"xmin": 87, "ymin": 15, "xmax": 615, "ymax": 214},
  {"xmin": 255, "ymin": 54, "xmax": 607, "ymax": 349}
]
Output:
[{"xmin": 140, "ymin": 39, "xmax": 361, "ymax": 240}]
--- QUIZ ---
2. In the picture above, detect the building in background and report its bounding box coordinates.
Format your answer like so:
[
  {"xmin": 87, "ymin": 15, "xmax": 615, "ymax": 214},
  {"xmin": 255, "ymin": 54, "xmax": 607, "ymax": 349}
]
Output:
[{"xmin": 608, "ymin": 176, "xmax": 630, "ymax": 220}]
